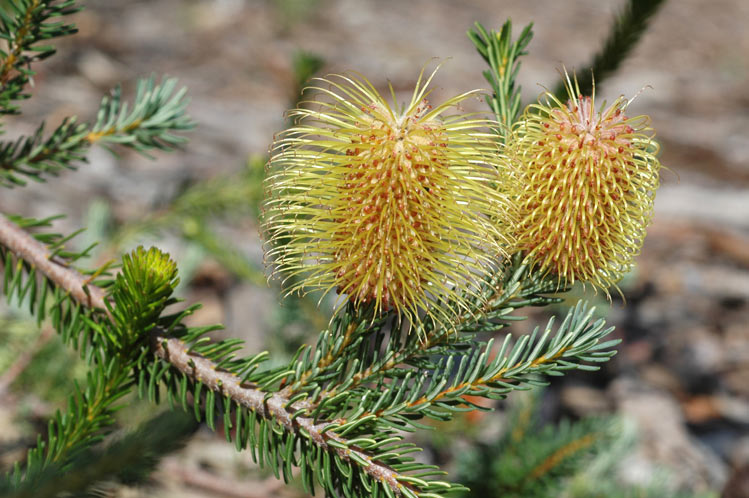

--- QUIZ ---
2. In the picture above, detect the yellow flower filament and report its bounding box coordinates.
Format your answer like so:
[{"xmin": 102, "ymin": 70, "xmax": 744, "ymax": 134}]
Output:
[
  {"xmin": 513, "ymin": 73, "xmax": 661, "ymax": 291},
  {"xmin": 263, "ymin": 68, "xmax": 514, "ymax": 325}
]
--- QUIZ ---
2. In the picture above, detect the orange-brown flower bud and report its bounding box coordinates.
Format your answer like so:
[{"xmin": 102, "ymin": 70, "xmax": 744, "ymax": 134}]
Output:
[
  {"xmin": 512, "ymin": 73, "xmax": 661, "ymax": 291},
  {"xmin": 263, "ymin": 68, "xmax": 515, "ymax": 324}
]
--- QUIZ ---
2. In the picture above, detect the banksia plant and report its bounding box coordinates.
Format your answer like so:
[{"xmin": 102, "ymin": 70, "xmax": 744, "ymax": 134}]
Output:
[
  {"xmin": 511, "ymin": 72, "xmax": 661, "ymax": 291},
  {"xmin": 263, "ymin": 68, "xmax": 515, "ymax": 326},
  {"xmin": 1, "ymin": 1, "xmax": 674, "ymax": 497}
]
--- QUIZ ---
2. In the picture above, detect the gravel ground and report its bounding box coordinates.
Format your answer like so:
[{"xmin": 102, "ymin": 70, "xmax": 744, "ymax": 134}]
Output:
[{"xmin": 1, "ymin": 1, "xmax": 747, "ymax": 496}]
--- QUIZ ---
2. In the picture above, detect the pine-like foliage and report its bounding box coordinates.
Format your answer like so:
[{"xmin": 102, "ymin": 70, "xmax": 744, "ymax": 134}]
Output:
[
  {"xmin": 0, "ymin": 3, "xmax": 666, "ymax": 497},
  {"xmin": 456, "ymin": 391, "xmax": 616, "ymax": 498},
  {"xmin": 3, "ymin": 410, "xmax": 199, "ymax": 498},
  {"xmin": 0, "ymin": 0, "xmax": 79, "ymax": 115},
  {"xmin": 0, "ymin": 76, "xmax": 192, "ymax": 187},
  {"xmin": 455, "ymin": 390, "xmax": 711, "ymax": 498},
  {"xmin": 468, "ymin": 20, "xmax": 533, "ymax": 143}
]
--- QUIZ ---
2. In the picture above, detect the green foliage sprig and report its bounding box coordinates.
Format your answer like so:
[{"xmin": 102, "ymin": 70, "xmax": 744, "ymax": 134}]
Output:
[
  {"xmin": 0, "ymin": 235, "xmax": 183, "ymax": 486},
  {"xmin": 88, "ymin": 77, "xmax": 193, "ymax": 154},
  {"xmin": 0, "ymin": 0, "xmax": 80, "ymax": 115},
  {"xmin": 468, "ymin": 20, "xmax": 533, "ymax": 143},
  {"xmin": 3, "ymin": 410, "xmax": 198, "ymax": 498},
  {"xmin": 457, "ymin": 391, "xmax": 616, "ymax": 498},
  {"xmin": 0, "ymin": 77, "xmax": 192, "ymax": 187}
]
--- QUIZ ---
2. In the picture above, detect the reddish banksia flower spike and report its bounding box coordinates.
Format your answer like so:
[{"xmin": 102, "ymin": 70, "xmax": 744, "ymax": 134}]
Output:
[
  {"xmin": 262, "ymin": 67, "xmax": 515, "ymax": 326},
  {"xmin": 511, "ymin": 71, "xmax": 661, "ymax": 292}
]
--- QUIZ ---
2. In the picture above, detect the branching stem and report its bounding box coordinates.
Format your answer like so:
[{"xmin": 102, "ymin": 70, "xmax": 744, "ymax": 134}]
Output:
[
  {"xmin": 0, "ymin": 212, "xmax": 417, "ymax": 496},
  {"xmin": 317, "ymin": 284, "xmax": 520, "ymax": 402},
  {"xmin": 151, "ymin": 330, "xmax": 410, "ymax": 493},
  {"xmin": 0, "ymin": 213, "xmax": 107, "ymax": 310},
  {"xmin": 0, "ymin": 0, "xmax": 41, "ymax": 87},
  {"xmin": 84, "ymin": 119, "xmax": 142, "ymax": 144}
]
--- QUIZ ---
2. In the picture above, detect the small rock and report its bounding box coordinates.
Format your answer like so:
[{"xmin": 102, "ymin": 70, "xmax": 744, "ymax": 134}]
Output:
[
  {"xmin": 610, "ymin": 378, "xmax": 728, "ymax": 493},
  {"xmin": 77, "ymin": 49, "xmax": 124, "ymax": 87},
  {"xmin": 640, "ymin": 364, "xmax": 682, "ymax": 394},
  {"xmin": 560, "ymin": 384, "xmax": 611, "ymax": 416}
]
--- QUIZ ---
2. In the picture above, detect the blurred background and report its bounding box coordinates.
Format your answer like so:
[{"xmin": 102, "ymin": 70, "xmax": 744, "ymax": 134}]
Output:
[{"xmin": 0, "ymin": 0, "xmax": 747, "ymax": 496}]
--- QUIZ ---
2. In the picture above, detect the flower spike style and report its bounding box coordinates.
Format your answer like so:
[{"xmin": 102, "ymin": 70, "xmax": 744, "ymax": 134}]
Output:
[
  {"xmin": 511, "ymin": 71, "xmax": 661, "ymax": 291},
  {"xmin": 262, "ymin": 67, "xmax": 515, "ymax": 326}
]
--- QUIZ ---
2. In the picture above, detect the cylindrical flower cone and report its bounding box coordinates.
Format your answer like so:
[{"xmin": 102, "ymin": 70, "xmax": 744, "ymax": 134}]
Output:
[
  {"xmin": 262, "ymin": 67, "xmax": 515, "ymax": 326},
  {"xmin": 511, "ymin": 72, "xmax": 661, "ymax": 292}
]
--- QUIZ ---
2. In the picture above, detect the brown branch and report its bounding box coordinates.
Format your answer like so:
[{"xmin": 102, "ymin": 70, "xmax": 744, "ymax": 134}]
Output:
[
  {"xmin": 0, "ymin": 213, "xmax": 107, "ymax": 310},
  {"xmin": 84, "ymin": 118, "xmax": 142, "ymax": 144},
  {"xmin": 0, "ymin": 212, "xmax": 414, "ymax": 496},
  {"xmin": 527, "ymin": 433, "xmax": 598, "ymax": 480},
  {"xmin": 150, "ymin": 329, "xmax": 407, "ymax": 493}
]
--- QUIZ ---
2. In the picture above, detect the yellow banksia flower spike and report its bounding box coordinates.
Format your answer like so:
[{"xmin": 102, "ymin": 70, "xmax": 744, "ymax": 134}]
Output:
[
  {"xmin": 511, "ymin": 71, "xmax": 661, "ymax": 292},
  {"xmin": 262, "ymin": 66, "xmax": 515, "ymax": 326}
]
